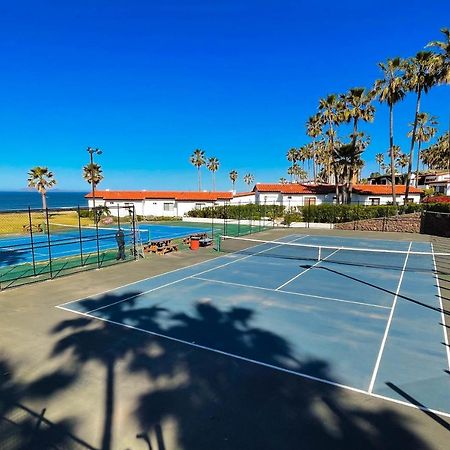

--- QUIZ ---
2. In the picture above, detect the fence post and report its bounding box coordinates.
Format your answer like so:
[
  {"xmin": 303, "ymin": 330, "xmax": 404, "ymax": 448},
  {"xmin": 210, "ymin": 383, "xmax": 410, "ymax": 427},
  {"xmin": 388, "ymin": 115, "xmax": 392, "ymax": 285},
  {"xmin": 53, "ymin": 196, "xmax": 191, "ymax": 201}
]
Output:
[
  {"xmin": 131, "ymin": 206, "xmax": 137, "ymax": 260},
  {"xmin": 237, "ymin": 201, "xmax": 241, "ymax": 236},
  {"xmin": 44, "ymin": 208, "xmax": 53, "ymax": 279},
  {"xmin": 77, "ymin": 206, "xmax": 84, "ymax": 266},
  {"xmin": 28, "ymin": 207, "xmax": 37, "ymax": 276}
]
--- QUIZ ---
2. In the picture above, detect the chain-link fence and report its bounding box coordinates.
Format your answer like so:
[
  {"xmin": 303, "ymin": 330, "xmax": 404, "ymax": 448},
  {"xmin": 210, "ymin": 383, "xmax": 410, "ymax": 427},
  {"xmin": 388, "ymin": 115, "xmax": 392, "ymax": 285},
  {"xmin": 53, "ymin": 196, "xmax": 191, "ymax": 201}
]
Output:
[
  {"xmin": 185, "ymin": 199, "xmax": 450, "ymax": 237},
  {"xmin": 0, "ymin": 205, "xmax": 141, "ymax": 290}
]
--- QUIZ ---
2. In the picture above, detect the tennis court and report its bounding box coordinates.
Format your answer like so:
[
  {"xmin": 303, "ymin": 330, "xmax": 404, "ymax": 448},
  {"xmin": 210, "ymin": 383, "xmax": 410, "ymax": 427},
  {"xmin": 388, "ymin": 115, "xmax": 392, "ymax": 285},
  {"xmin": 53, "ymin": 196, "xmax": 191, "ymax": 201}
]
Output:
[
  {"xmin": 0, "ymin": 223, "xmax": 210, "ymax": 267},
  {"xmin": 57, "ymin": 233, "xmax": 450, "ymax": 417}
]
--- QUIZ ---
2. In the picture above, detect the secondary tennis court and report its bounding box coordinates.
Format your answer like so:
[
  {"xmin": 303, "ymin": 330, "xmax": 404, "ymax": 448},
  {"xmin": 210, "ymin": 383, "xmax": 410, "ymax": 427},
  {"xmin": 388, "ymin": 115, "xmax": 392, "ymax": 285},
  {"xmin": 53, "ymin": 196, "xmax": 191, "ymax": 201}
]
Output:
[
  {"xmin": 57, "ymin": 234, "xmax": 450, "ymax": 417},
  {"xmin": 0, "ymin": 223, "xmax": 210, "ymax": 267}
]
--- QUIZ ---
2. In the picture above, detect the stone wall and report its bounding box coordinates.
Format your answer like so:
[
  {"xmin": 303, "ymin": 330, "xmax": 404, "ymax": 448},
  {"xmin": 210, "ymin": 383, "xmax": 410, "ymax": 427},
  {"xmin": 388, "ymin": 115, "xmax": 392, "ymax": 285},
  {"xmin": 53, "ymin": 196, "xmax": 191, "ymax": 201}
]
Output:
[{"xmin": 334, "ymin": 212, "xmax": 421, "ymax": 233}]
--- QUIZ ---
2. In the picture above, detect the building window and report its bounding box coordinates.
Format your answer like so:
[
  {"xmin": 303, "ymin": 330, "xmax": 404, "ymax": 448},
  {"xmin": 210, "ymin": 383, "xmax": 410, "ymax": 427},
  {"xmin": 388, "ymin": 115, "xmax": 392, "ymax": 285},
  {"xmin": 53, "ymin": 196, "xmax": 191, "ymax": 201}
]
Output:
[
  {"xmin": 304, "ymin": 197, "xmax": 316, "ymax": 206},
  {"xmin": 195, "ymin": 203, "xmax": 205, "ymax": 209},
  {"xmin": 163, "ymin": 203, "xmax": 174, "ymax": 211},
  {"xmin": 369, "ymin": 198, "xmax": 380, "ymax": 205},
  {"xmin": 403, "ymin": 198, "xmax": 415, "ymax": 204}
]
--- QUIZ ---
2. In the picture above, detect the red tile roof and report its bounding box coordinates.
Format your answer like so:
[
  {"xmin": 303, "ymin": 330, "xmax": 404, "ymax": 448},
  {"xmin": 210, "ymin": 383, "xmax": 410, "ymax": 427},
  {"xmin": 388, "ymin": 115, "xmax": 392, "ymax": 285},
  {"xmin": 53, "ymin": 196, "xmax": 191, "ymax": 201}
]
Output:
[
  {"xmin": 255, "ymin": 183, "xmax": 423, "ymax": 195},
  {"xmin": 233, "ymin": 191, "xmax": 255, "ymax": 198},
  {"xmin": 85, "ymin": 190, "xmax": 233, "ymax": 201}
]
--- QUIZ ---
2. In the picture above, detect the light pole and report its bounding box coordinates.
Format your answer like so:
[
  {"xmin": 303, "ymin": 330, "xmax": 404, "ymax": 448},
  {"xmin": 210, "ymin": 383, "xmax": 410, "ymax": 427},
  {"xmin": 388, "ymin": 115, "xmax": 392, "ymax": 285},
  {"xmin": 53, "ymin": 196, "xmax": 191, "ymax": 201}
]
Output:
[
  {"xmin": 87, "ymin": 147, "xmax": 102, "ymax": 268},
  {"xmin": 87, "ymin": 147, "xmax": 102, "ymax": 218}
]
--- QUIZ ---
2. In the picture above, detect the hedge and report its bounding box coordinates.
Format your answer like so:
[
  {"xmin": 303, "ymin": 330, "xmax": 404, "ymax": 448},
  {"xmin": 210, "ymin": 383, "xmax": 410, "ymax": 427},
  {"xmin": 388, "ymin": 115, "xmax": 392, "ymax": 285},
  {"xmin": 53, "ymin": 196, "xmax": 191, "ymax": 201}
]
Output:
[{"xmin": 187, "ymin": 203, "xmax": 285, "ymax": 220}]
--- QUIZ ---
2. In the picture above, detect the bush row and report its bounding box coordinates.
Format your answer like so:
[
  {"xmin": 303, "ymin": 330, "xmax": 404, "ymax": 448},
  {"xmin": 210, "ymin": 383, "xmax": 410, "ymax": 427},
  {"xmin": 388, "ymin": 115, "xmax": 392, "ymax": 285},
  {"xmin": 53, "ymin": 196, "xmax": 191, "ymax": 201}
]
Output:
[
  {"xmin": 187, "ymin": 202, "xmax": 450, "ymax": 224},
  {"xmin": 187, "ymin": 203, "xmax": 285, "ymax": 220}
]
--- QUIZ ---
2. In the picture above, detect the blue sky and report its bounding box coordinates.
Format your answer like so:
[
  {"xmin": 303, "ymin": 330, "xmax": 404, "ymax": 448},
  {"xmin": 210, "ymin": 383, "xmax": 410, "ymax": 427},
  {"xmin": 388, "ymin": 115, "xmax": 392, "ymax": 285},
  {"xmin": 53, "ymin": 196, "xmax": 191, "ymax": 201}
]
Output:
[{"xmin": 0, "ymin": 1, "xmax": 449, "ymax": 192}]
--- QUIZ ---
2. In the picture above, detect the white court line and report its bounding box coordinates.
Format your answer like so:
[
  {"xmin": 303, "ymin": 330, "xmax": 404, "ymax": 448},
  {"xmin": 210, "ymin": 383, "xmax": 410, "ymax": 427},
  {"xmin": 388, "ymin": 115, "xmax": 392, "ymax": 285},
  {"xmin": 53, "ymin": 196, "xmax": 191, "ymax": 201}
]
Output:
[
  {"xmin": 275, "ymin": 248, "xmax": 341, "ymax": 291},
  {"xmin": 431, "ymin": 243, "xmax": 450, "ymax": 371},
  {"xmin": 56, "ymin": 304, "xmax": 450, "ymax": 419},
  {"xmin": 368, "ymin": 241, "xmax": 412, "ymax": 393},
  {"xmin": 57, "ymin": 235, "xmax": 308, "ymax": 309},
  {"xmin": 192, "ymin": 276, "xmax": 390, "ymax": 310},
  {"xmin": 64, "ymin": 235, "xmax": 310, "ymax": 314}
]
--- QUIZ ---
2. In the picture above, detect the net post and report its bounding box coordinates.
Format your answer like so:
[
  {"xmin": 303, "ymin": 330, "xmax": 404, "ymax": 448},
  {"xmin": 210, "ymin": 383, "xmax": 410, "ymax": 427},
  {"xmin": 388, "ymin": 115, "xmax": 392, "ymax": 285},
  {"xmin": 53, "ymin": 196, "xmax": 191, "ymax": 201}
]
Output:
[
  {"xmin": 28, "ymin": 206, "xmax": 37, "ymax": 276},
  {"xmin": 77, "ymin": 205, "xmax": 84, "ymax": 266},
  {"xmin": 318, "ymin": 246, "xmax": 322, "ymax": 261},
  {"xmin": 94, "ymin": 205, "xmax": 101, "ymax": 269},
  {"xmin": 215, "ymin": 235, "xmax": 221, "ymax": 252}
]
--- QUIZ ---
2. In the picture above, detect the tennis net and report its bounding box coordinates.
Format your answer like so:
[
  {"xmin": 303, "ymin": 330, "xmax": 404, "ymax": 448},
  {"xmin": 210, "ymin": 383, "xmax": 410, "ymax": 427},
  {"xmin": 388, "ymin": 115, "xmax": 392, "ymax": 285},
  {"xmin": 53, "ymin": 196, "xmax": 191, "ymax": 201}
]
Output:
[
  {"xmin": 47, "ymin": 223, "xmax": 150, "ymax": 243},
  {"xmin": 218, "ymin": 235, "xmax": 450, "ymax": 273}
]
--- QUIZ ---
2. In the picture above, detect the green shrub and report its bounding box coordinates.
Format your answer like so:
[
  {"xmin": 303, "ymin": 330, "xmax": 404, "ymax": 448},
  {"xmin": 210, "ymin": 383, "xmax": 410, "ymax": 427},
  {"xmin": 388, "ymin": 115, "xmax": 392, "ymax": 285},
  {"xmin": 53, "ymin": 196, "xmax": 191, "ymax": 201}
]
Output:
[{"xmin": 187, "ymin": 204, "xmax": 285, "ymax": 220}]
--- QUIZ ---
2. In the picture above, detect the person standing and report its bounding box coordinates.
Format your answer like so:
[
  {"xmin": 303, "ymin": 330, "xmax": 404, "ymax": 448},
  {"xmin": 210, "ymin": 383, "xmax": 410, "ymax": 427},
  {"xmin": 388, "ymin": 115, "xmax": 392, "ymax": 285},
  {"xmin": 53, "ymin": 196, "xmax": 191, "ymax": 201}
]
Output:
[{"xmin": 115, "ymin": 228, "xmax": 126, "ymax": 260}]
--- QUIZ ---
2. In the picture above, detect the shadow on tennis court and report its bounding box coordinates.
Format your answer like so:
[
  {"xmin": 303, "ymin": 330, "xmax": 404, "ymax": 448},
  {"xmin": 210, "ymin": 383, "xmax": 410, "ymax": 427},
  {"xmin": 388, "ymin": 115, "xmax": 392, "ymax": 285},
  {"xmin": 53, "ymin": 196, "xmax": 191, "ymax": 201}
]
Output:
[
  {"xmin": 15, "ymin": 291, "xmax": 443, "ymax": 449},
  {"xmin": 299, "ymin": 264, "xmax": 450, "ymax": 317},
  {"xmin": 0, "ymin": 356, "xmax": 96, "ymax": 449}
]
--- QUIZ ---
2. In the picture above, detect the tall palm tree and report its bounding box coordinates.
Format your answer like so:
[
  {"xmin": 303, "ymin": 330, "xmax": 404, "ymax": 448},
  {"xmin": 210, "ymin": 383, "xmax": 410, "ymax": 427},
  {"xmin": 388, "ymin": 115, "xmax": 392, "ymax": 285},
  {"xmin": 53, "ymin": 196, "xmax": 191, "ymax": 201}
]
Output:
[
  {"xmin": 306, "ymin": 114, "xmax": 323, "ymax": 182},
  {"xmin": 402, "ymin": 52, "xmax": 437, "ymax": 202},
  {"xmin": 27, "ymin": 166, "xmax": 56, "ymax": 210},
  {"xmin": 318, "ymin": 94, "xmax": 343, "ymax": 201},
  {"xmin": 340, "ymin": 87, "xmax": 375, "ymax": 202},
  {"xmin": 373, "ymin": 57, "xmax": 406, "ymax": 205},
  {"xmin": 427, "ymin": 28, "xmax": 450, "ymax": 84},
  {"xmin": 409, "ymin": 113, "xmax": 438, "ymax": 185},
  {"xmin": 286, "ymin": 147, "xmax": 299, "ymax": 182},
  {"xmin": 190, "ymin": 149, "xmax": 206, "ymax": 191},
  {"xmin": 375, "ymin": 153, "xmax": 384, "ymax": 173},
  {"xmin": 206, "ymin": 157, "xmax": 220, "ymax": 191},
  {"xmin": 421, "ymin": 131, "xmax": 449, "ymax": 170},
  {"xmin": 243, "ymin": 173, "xmax": 254, "ymax": 188},
  {"xmin": 229, "ymin": 170, "xmax": 238, "ymax": 191},
  {"xmin": 82, "ymin": 163, "xmax": 104, "ymax": 189}
]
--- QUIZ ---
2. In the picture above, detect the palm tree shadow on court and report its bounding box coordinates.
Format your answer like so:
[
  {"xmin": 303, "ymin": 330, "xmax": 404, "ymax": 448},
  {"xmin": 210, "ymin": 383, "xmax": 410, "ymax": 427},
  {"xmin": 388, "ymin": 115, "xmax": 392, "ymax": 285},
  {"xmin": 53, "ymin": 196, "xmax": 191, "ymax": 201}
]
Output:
[
  {"xmin": 39, "ymin": 290, "xmax": 438, "ymax": 450},
  {"xmin": 0, "ymin": 356, "xmax": 92, "ymax": 449}
]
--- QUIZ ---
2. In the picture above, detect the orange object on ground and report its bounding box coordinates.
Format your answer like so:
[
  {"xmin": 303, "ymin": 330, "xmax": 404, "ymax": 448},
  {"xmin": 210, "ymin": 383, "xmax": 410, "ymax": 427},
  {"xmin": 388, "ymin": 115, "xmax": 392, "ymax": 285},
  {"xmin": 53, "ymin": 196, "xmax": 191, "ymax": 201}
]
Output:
[{"xmin": 190, "ymin": 237, "xmax": 200, "ymax": 250}]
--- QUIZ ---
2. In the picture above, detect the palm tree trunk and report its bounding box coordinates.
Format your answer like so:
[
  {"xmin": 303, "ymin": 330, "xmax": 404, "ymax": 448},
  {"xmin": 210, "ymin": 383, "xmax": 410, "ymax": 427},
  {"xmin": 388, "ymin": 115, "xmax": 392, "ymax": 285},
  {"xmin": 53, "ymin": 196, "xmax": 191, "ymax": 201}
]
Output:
[
  {"xmin": 313, "ymin": 141, "xmax": 317, "ymax": 183},
  {"xmin": 347, "ymin": 118, "xmax": 358, "ymax": 204},
  {"xmin": 405, "ymin": 89, "xmax": 421, "ymax": 203},
  {"xmin": 389, "ymin": 104, "xmax": 397, "ymax": 206},
  {"xmin": 197, "ymin": 166, "xmax": 201, "ymax": 191},
  {"xmin": 212, "ymin": 172, "xmax": 216, "ymax": 191},
  {"xmin": 41, "ymin": 191, "xmax": 47, "ymax": 210},
  {"xmin": 415, "ymin": 141, "xmax": 422, "ymax": 188}
]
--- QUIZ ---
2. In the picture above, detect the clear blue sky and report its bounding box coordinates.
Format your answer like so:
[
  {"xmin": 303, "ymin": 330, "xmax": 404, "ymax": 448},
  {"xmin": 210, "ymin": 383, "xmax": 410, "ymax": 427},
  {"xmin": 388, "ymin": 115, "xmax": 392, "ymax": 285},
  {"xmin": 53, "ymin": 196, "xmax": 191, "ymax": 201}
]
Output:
[{"xmin": 0, "ymin": 1, "xmax": 449, "ymax": 192}]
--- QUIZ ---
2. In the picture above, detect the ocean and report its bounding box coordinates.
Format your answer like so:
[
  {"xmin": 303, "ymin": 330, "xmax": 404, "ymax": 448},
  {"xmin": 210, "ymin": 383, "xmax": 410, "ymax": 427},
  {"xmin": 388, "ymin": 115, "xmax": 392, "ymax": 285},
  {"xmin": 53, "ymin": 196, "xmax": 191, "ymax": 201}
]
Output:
[{"xmin": 0, "ymin": 191, "xmax": 88, "ymax": 211}]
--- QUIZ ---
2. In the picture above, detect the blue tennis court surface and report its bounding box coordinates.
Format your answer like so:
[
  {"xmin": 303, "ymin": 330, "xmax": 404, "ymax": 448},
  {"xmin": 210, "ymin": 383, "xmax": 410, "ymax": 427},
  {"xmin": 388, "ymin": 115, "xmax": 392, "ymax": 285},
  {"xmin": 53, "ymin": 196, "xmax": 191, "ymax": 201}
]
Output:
[
  {"xmin": 57, "ymin": 234, "xmax": 450, "ymax": 417},
  {"xmin": 0, "ymin": 224, "xmax": 209, "ymax": 267}
]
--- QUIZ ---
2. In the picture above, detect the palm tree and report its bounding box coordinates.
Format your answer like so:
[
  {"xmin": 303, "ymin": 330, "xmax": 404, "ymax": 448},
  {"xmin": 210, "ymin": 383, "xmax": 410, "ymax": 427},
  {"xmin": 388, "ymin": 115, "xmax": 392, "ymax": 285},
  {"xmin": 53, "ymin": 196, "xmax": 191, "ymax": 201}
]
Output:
[
  {"xmin": 402, "ymin": 52, "xmax": 437, "ymax": 203},
  {"xmin": 427, "ymin": 28, "xmax": 450, "ymax": 84},
  {"xmin": 306, "ymin": 114, "xmax": 323, "ymax": 182},
  {"xmin": 397, "ymin": 153, "xmax": 410, "ymax": 172},
  {"xmin": 82, "ymin": 163, "xmax": 104, "ymax": 189},
  {"xmin": 190, "ymin": 149, "xmax": 206, "ymax": 191},
  {"xmin": 27, "ymin": 166, "xmax": 56, "ymax": 210},
  {"xmin": 206, "ymin": 157, "xmax": 220, "ymax": 191},
  {"xmin": 408, "ymin": 112, "xmax": 438, "ymax": 186},
  {"xmin": 279, "ymin": 177, "xmax": 288, "ymax": 184},
  {"xmin": 229, "ymin": 170, "xmax": 238, "ymax": 191},
  {"xmin": 318, "ymin": 94, "xmax": 343, "ymax": 201},
  {"xmin": 243, "ymin": 173, "xmax": 254, "ymax": 188},
  {"xmin": 375, "ymin": 153, "xmax": 384, "ymax": 173},
  {"xmin": 286, "ymin": 148, "xmax": 299, "ymax": 182},
  {"xmin": 420, "ymin": 131, "xmax": 448, "ymax": 171},
  {"xmin": 340, "ymin": 87, "xmax": 375, "ymax": 202},
  {"xmin": 373, "ymin": 57, "xmax": 406, "ymax": 205}
]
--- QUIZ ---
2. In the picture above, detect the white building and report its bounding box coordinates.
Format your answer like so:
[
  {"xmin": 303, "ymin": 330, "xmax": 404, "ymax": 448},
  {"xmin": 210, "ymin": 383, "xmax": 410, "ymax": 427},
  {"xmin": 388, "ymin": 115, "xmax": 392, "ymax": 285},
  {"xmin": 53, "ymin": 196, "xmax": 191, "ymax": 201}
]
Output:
[
  {"xmin": 85, "ymin": 184, "xmax": 423, "ymax": 218},
  {"xmin": 86, "ymin": 190, "xmax": 233, "ymax": 217},
  {"xmin": 254, "ymin": 183, "xmax": 423, "ymax": 206},
  {"xmin": 414, "ymin": 171, "xmax": 450, "ymax": 196}
]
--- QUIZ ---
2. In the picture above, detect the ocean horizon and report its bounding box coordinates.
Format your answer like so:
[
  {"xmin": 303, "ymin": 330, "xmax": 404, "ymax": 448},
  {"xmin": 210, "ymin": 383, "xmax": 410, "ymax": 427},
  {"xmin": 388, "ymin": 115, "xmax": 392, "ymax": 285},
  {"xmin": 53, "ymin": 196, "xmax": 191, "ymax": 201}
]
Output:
[{"xmin": 0, "ymin": 191, "xmax": 89, "ymax": 211}]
